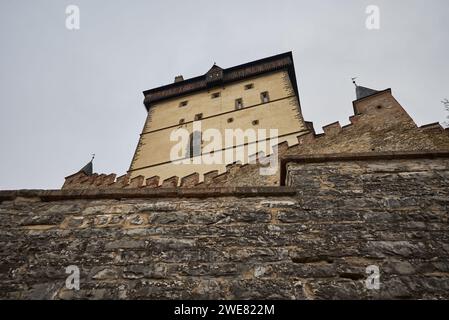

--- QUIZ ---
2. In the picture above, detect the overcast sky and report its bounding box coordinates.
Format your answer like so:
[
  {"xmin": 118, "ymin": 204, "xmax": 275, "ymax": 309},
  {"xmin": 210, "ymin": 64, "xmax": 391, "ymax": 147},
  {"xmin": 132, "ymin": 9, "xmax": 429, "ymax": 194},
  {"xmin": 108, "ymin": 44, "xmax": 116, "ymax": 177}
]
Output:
[{"xmin": 0, "ymin": 0, "xmax": 448, "ymax": 190}]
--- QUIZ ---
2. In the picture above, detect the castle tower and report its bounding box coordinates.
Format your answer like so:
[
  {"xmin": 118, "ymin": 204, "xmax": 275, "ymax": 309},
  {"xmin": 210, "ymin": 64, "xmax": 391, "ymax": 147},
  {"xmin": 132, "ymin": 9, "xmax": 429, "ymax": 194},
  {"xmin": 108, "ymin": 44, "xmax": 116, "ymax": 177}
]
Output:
[{"xmin": 128, "ymin": 52, "xmax": 309, "ymax": 184}]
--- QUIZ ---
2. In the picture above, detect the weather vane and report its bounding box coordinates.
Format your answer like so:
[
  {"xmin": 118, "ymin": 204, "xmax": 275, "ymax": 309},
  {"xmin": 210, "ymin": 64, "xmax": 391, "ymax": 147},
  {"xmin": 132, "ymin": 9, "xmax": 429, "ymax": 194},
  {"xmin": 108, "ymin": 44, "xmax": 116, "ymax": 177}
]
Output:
[
  {"xmin": 351, "ymin": 77, "xmax": 358, "ymax": 87},
  {"xmin": 91, "ymin": 154, "xmax": 95, "ymax": 162}
]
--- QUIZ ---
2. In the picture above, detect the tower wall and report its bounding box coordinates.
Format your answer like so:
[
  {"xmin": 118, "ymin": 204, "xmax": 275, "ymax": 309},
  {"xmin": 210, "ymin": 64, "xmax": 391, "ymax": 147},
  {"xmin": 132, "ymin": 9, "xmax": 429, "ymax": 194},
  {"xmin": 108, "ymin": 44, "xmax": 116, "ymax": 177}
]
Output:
[{"xmin": 129, "ymin": 70, "xmax": 307, "ymax": 184}]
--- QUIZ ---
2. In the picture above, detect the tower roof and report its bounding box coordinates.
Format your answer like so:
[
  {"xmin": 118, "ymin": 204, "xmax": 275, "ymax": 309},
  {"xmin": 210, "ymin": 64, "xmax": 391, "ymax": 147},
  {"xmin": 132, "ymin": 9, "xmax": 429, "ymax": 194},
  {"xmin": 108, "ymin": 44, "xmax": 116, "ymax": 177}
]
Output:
[
  {"xmin": 79, "ymin": 161, "xmax": 93, "ymax": 176},
  {"xmin": 65, "ymin": 156, "xmax": 94, "ymax": 179},
  {"xmin": 142, "ymin": 52, "xmax": 299, "ymax": 110},
  {"xmin": 356, "ymin": 86, "xmax": 380, "ymax": 100}
]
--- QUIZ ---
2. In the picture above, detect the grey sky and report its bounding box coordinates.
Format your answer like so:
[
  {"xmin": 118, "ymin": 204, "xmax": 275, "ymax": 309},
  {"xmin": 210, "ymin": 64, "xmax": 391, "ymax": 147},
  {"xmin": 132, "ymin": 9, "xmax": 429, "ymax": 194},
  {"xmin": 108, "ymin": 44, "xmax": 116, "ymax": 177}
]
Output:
[{"xmin": 1, "ymin": 0, "xmax": 448, "ymax": 190}]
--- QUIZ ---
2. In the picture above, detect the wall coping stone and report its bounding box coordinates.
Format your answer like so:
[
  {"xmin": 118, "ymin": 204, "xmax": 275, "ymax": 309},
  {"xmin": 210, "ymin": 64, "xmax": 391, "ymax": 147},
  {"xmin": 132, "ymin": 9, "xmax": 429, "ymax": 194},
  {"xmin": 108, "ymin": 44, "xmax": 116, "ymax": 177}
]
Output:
[
  {"xmin": 280, "ymin": 150, "xmax": 449, "ymax": 185},
  {"xmin": 0, "ymin": 187, "xmax": 297, "ymax": 202}
]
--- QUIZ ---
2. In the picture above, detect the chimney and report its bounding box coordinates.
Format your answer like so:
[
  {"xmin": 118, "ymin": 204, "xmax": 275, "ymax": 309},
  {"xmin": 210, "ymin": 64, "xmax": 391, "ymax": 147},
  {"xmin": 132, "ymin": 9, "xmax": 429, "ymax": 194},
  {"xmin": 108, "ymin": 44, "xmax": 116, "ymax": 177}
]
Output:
[{"xmin": 174, "ymin": 75, "xmax": 184, "ymax": 83}]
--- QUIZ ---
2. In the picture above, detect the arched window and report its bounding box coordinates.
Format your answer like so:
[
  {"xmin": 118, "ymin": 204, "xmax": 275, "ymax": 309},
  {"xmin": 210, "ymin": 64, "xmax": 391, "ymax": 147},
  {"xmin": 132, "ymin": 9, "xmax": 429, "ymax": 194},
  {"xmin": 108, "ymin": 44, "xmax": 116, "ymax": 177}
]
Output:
[{"xmin": 186, "ymin": 131, "xmax": 202, "ymax": 158}]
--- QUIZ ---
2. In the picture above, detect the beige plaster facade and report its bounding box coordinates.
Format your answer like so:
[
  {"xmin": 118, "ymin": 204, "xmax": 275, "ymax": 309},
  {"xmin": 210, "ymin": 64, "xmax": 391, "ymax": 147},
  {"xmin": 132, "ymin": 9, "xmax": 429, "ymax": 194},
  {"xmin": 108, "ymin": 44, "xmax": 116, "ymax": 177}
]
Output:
[{"xmin": 129, "ymin": 70, "xmax": 307, "ymax": 184}]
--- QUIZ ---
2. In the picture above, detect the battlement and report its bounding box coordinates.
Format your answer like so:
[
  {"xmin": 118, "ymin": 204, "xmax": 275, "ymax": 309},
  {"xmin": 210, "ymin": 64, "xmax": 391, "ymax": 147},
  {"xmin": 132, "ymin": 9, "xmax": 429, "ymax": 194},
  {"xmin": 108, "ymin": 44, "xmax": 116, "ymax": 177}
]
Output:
[{"xmin": 62, "ymin": 89, "xmax": 449, "ymax": 190}]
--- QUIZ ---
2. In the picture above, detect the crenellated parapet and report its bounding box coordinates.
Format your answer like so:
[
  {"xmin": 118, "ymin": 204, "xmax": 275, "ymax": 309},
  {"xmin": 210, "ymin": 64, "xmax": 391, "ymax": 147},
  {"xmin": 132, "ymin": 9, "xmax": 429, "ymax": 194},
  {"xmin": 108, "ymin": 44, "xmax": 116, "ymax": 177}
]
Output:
[{"xmin": 62, "ymin": 88, "xmax": 449, "ymax": 190}]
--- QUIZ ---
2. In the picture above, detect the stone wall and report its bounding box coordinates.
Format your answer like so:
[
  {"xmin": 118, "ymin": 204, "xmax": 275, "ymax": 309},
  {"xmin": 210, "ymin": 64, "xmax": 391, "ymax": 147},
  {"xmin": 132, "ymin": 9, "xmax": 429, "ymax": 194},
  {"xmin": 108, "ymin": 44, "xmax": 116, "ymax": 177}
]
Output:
[{"xmin": 1, "ymin": 152, "xmax": 448, "ymax": 300}]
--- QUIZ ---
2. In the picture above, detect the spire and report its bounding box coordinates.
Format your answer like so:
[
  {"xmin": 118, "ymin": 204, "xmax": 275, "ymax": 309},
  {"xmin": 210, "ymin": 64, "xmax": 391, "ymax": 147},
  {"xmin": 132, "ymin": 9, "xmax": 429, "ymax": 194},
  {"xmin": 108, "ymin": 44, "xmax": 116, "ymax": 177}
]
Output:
[
  {"xmin": 352, "ymin": 78, "xmax": 380, "ymax": 100},
  {"xmin": 356, "ymin": 86, "xmax": 380, "ymax": 100},
  {"xmin": 79, "ymin": 154, "xmax": 95, "ymax": 176}
]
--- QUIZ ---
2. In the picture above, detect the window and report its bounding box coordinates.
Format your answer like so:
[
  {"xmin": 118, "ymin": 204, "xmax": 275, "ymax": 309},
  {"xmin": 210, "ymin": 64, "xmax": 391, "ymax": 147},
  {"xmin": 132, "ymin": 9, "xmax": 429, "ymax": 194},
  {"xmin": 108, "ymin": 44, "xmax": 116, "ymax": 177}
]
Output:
[
  {"xmin": 227, "ymin": 118, "xmax": 234, "ymax": 123},
  {"xmin": 186, "ymin": 131, "xmax": 202, "ymax": 158},
  {"xmin": 252, "ymin": 120, "xmax": 259, "ymax": 126},
  {"xmin": 235, "ymin": 98, "xmax": 243, "ymax": 110},
  {"xmin": 261, "ymin": 91, "xmax": 270, "ymax": 103},
  {"xmin": 244, "ymin": 83, "xmax": 254, "ymax": 90},
  {"xmin": 179, "ymin": 119, "xmax": 185, "ymax": 125},
  {"xmin": 194, "ymin": 113, "xmax": 203, "ymax": 121},
  {"xmin": 179, "ymin": 100, "xmax": 188, "ymax": 107},
  {"xmin": 211, "ymin": 92, "xmax": 221, "ymax": 99}
]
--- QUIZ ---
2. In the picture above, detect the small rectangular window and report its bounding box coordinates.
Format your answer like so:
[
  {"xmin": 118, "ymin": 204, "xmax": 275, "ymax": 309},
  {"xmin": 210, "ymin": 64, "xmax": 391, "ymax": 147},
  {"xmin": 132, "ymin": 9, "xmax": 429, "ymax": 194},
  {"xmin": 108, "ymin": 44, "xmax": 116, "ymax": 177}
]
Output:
[
  {"xmin": 252, "ymin": 120, "xmax": 259, "ymax": 126},
  {"xmin": 261, "ymin": 92, "xmax": 270, "ymax": 103},
  {"xmin": 194, "ymin": 113, "xmax": 203, "ymax": 121},
  {"xmin": 179, "ymin": 100, "xmax": 188, "ymax": 107},
  {"xmin": 244, "ymin": 83, "xmax": 254, "ymax": 90},
  {"xmin": 235, "ymin": 98, "xmax": 243, "ymax": 110},
  {"xmin": 179, "ymin": 119, "xmax": 185, "ymax": 125},
  {"xmin": 187, "ymin": 131, "xmax": 202, "ymax": 158},
  {"xmin": 211, "ymin": 92, "xmax": 221, "ymax": 99}
]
